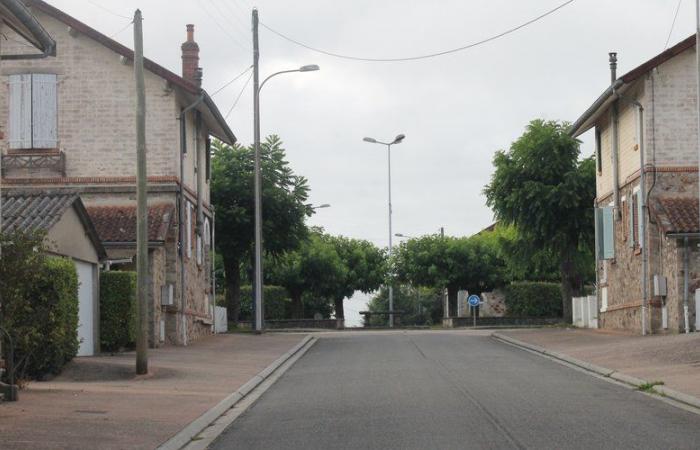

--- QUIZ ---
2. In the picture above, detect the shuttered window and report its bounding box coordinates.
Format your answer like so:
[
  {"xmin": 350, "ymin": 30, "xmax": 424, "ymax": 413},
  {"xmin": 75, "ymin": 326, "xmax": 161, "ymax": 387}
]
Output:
[
  {"xmin": 632, "ymin": 192, "xmax": 639, "ymax": 248},
  {"xmin": 186, "ymin": 203, "xmax": 192, "ymax": 258},
  {"xmin": 8, "ymin": 73, "xmax": 57, "ymax": 149},
  {"xmin": 596, "ymin": 206, "xmax": 615, "ymax": 260}
]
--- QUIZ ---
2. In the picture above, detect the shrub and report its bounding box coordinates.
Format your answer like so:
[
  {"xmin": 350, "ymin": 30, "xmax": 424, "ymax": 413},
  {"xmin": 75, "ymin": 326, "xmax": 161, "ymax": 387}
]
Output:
[
  {"xmin": 238, "ymin": 285, "xmax": 291, "ymax": 320},
  {"xmin": 0, "ymin": 233, "xmax": 80, "ymax": 382},
  {"xmin": 505, "ymin": 281, "xmax": 562, "ymax": 317},
  {"xmin": 100, "ymin": 271, "xmax": 137, "ymax": 352}
]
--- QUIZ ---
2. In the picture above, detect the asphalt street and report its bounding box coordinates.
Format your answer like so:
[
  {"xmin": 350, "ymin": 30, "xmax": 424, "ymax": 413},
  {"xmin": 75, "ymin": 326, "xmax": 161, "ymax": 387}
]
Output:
[{"xmin": 210, "ymin": 331, "xmax": 700, "ymax": 450}]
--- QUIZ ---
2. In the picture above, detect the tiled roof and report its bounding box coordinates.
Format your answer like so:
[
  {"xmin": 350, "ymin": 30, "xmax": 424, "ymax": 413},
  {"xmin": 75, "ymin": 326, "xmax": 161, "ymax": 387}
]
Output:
[
  {"xmin": 652, "ymin": 197, "xmax": 699, "ymax": 235},
  {"xmin": 1, "ymin": 189, "xmax": 78, "ymax": 232},
  {"xmin": 86, "ymin": 204, "xmax": 174, "ymax": 243}
]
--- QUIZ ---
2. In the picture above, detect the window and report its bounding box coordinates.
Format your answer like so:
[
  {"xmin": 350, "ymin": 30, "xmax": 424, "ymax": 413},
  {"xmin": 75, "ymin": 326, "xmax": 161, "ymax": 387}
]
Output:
[
  {"xmin": 186, "ymin": 203, "xmax": 192, "ymax": 258},
  {"xmin": 196, "ymin": 235, "xmax": 202, "ymax": 266},
  {"xmin": 8, "ymin": 73, "xmax": 57, "ymax": 149},
  {"xmin": 621, "ymin": 197, "xmax": 628, "ymax": 243},
  {"xmin": 595, "ymin": 127, "xmax": 602, "ymax": 173},
  {"xmin": 596, "ymin": 206, "xmax": 615, "ymax": 260},
  {"xmin": 204, "ymin": 218, "xmax": 211, "ymax": 247},
  {"xmin": 630, "ymin": 188, "xmax": 642, "ymax": 250},
  {"xmin": 205, "ymin": 137, "xmax": 211, "ymax": 182}
]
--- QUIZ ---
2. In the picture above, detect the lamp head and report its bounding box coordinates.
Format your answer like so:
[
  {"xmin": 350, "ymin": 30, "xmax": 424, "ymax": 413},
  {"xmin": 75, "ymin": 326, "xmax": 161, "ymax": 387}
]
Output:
[
  {"xmin": 299, "ymin": 64, "xmax": 320, "ymax": 72},
  {"xmin": 392, "ymin": 134, "xmax": 406, "ymax": 144},
  {"xmin": 363, "ymin": 137, "xmax": 377, "ymax": 143}
]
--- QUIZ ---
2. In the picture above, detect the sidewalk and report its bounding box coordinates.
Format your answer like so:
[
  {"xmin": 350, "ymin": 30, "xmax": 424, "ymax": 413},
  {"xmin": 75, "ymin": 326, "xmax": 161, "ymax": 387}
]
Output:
[
  {"xmin": 496, "ymin": 328, "xmax": 700, "ymax": 399},
  {"xmin": 0, "ymin": 332, "xmax": 308, "ymax": 450}
]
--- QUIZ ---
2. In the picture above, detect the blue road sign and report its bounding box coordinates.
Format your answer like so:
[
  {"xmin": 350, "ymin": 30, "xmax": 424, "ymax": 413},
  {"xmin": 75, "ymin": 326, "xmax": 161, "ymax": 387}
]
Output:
[{"xmin": 468, "ymin": 295, "xmax": 480, "ymax": 307}]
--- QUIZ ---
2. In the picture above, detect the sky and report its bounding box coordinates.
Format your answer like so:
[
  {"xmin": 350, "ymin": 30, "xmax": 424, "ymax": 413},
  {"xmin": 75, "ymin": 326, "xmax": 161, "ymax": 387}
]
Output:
[{"xmin": 43, "ymin": 0, "xmax": 697, "ymax": 325}]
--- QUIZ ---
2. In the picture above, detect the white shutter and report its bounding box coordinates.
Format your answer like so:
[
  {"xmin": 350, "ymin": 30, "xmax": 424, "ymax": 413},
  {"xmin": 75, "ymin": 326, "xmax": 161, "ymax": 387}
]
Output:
[
  {"xmin": 31, "ymin": 74, "xmax": 58, "ymax": 148},
  {"xmin": 8, "ymin": 74, "xmax": 32, "ymax": 149},
  {"xmin": 596, "ymin": 206, "xmax": 615, "ymax": 260},
  {"xmin": 186, "ymin": 203, "xmax": 192, "ymax": 258}
]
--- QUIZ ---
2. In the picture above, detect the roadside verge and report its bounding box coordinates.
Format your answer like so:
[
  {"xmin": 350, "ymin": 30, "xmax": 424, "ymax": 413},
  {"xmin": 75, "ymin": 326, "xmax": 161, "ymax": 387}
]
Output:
[
  {"xmin": 157, "ymin": 335, "xmax": 318, "ymax": 450},
  {"xmin": 492, "ymin": 332, "xmax": 700, "ymax": 411}
]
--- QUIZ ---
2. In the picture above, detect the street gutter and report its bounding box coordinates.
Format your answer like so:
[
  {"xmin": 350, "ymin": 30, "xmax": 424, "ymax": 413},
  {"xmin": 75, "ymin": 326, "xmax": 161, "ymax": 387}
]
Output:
[{"xmin": 492, "ymin": 332, "xmax": 700, "ymax": 411}]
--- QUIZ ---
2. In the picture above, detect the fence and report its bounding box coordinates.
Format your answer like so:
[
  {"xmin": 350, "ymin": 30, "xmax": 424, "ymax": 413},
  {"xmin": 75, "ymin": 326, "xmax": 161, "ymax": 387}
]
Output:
[{"xmin": 572, "ymin": 295, "xmax": 598, "ymax": 329}]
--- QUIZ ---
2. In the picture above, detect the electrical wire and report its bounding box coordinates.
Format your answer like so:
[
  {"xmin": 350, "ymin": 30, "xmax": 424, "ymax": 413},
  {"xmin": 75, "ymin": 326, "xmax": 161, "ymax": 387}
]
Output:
[
  {"xmin": 210, "ymin": 65, "xmax": 253, "ymax": 96},
  {"xmin": 225, "ymin": 70, "xmax": 254, "ymax": 119},
  {"xmin": 86, "ymin": 0, "xmax": 132, "ymax": 20},
  {"xmin": 107, "ymin": 20, "xmax": 134, "ymax": 40},
  {"xmin": 199, "ymin": 0, "xmax": 250, "ymax": 52},
  {"xmin": 663, "ymin": 0, "xmax": 683, "ymax": 50},
  {"xmin": 260, "ymin": 0, "xmax": 576, "ymax": 62},
  {"xmin": 207, "ymin": 0, "xmax": 252, "ymax": 45}
]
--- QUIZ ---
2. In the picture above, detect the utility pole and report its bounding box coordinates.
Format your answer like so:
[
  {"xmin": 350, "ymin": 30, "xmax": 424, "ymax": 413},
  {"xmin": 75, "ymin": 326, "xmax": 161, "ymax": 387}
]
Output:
[
  {"xmin": 252, "ymin": 8, "xmax": 263, "ymax": 333},
  {"xmin": 696, "ymin": 0, "xmax": 700, "ymax": 249},
  {"xmin": 134, "ymin": 9, "xmax": 148, "ymax": 374}
]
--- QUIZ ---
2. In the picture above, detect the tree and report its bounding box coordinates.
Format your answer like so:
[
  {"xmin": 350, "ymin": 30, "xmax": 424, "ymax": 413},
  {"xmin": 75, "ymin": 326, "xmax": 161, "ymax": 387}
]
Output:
[
  {"xmin": 368, "ymin": 285, "xmax": 441, "ymax": 326},
  {"xmin": 268, "ymin": 232, "xmax": 346, "ymax": 318},
  {"xmin": 324, "ymin": 235, "xmax": 386, "ymax": 320},
  {"xmin": 394, "ymin": 234, "xmax": 506, "ymax": 316},
  {"xmin": 211, "ymin": 136, "xmax": 311, "ymax": 324},
  {"xmin": 484, "ymin": 119, "xmax": 596, "ymax": 321}
]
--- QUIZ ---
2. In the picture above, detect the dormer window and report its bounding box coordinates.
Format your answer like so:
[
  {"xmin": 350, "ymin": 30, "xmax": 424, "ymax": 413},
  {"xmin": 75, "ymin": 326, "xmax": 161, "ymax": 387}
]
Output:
[{"xmin": 8, "ymin": 73, "xmax": 58, "ymax": 150}]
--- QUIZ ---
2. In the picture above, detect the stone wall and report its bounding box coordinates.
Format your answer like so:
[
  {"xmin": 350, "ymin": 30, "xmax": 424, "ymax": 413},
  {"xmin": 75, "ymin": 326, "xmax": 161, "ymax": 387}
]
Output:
[{"xmin": 480, "ymin": 289, "xmax": 506, "ymax": 318}]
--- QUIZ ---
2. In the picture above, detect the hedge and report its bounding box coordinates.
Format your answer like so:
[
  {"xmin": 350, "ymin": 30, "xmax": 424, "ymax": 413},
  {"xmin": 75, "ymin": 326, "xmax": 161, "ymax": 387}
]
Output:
[
  {"xmin": 100, "ymin": 271, "xmax": 137, "ymax": 352},
  {"xmin": 3, "ymin": 257, "xmax": 80, "ymax": 381},
  {"xmin": 504, "ymin": 281, "xmax": 562, "ymax": 317},
  {"xmin": 239, "ymin": 285, "xmax": 290, "ymax": 320}
]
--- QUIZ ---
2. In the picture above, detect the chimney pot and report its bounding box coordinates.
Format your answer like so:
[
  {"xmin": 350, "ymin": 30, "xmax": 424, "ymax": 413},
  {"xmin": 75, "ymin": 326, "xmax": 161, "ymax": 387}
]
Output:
[{"xmin": 609, "ymin": 52, "xmax": 618, "ymax": 84}]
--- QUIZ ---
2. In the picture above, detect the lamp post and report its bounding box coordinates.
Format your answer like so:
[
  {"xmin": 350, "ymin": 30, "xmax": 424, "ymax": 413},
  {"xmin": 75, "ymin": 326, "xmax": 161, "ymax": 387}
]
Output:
[
  {"xmin": 311, "ymin": 203, "xmax": 331, "ymax": 210},
  {"xmin": 363, "ymin": 134, "xmax": 405, "ymax": 328},
  {"xmin": 252, "ymin": 64, "xmax": 319, "ymax": 333},
  {"xmin": 395, "ymin": 233, "xmax": 413, "ymax": 239}
]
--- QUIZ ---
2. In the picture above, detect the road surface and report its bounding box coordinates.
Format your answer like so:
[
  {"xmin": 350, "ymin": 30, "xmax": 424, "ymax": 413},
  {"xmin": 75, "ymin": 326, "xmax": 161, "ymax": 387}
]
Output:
[{"xmin": 211, "ymin": 331, "xmax": 700, "ymax": 449}]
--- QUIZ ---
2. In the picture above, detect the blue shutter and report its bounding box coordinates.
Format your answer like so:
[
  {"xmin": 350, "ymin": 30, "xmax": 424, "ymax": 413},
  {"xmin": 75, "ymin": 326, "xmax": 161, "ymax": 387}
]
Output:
[
  {"xmin": 597, "ymin": 206, "xmax": 615, "ymax": 260},
  {"xmin": 8, "ymin": 74, "xmax": 32, "ymax": 149},
  {"xmin": 31, "ymin": 74, "xmax": 58, "ymax": 148}
]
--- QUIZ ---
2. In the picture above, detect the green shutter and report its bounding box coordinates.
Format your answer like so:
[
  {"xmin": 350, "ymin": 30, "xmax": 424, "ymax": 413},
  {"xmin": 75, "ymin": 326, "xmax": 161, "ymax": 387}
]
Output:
[{"xmin": 596, "ymin": 207, "xmax": 615, "ymax": 260}]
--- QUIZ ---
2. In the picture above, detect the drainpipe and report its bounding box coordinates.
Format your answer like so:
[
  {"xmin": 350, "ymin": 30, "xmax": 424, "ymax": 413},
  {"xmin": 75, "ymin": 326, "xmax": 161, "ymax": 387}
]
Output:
[
  {"xmin": 179, "ymin": 94, "xmax": 204, "ymax": 345},
  {"xmin": 610, "ymin": 53, "xmax": 621, "ymax": 220},
  {"xmin": 684, "ymin": 237, "xmax": 690, "ymax": 333}
]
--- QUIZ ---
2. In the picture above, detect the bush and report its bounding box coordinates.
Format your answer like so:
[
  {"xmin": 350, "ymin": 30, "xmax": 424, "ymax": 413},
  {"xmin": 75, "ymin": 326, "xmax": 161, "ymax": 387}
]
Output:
[
  {"xmin": 505, "ymin": 281, "xmax": 562, "ymax": 317},
  {"xmin": 238, "ymin": 285, "xmax": 291, "ymax": 320},
  {"xmin": 100, "ymin": 271, "xmax": 137, "ymax": 352},
  {"xmin": 1, "ymin": 232, "xmax": 80, "ymax": 381}
]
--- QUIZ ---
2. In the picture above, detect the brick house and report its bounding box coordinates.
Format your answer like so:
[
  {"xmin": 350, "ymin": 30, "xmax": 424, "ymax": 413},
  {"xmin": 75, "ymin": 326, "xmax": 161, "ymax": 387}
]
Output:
[
  {"xmin": 0, "ymin": 0, "xmax": 236, "ymax": 346},
  {"xmin": 570, "ymin": 35, "xmax": 698, "ymax": 334}
]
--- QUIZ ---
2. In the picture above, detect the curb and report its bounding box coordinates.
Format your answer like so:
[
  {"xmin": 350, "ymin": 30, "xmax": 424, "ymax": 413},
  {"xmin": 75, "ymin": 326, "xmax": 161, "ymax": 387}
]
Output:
[
  {"xmin": 156, "ymin": 335, "xmax": 316, "ymax": 450},
  {"xmin": 492, "ymin": 332, "xmax": 700, "ymax": 411}
]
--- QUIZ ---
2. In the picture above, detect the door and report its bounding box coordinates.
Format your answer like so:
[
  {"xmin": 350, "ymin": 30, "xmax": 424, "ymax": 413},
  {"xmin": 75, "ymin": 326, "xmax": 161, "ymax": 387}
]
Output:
[{"xmin": 75, "ymin": 261, "xmax": 95, "ymax": 356}]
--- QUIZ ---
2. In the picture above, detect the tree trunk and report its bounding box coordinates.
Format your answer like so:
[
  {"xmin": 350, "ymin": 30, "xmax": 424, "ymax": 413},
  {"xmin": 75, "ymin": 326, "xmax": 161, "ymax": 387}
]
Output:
[
  {"xmin": 223, "ymin": 255, "xmax": 241, "ymax": 325},
  {"xmin": 334, "ymin": 297, "xmax": 345, "ymax": 320},
  {"xmin": 447, "ymin": 286, "xmax": 458, "ymax": 318},
  {"xmin": 559, "ymin": 251, "xmax": 581, "ymax": 323},
  {"xmin": 291, "ymin": 292, "xmax": 304, "ymax": 319}
]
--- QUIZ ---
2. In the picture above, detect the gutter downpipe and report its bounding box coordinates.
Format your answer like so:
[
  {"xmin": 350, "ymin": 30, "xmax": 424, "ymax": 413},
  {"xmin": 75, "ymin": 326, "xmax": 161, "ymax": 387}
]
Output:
[
  {"xmin": 179, "ymin": 94, "xmax": 204, "ymax": 345},
  {"xmin": 684, "ymin": 236, "xmax": 690, "ymax": 333}
]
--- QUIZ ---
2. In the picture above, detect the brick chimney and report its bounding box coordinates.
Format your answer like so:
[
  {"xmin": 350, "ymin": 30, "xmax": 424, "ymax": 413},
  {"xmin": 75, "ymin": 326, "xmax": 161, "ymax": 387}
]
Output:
[{"xmin": 181, "ymin": 24, "xmax": 200, "ymax": 85}]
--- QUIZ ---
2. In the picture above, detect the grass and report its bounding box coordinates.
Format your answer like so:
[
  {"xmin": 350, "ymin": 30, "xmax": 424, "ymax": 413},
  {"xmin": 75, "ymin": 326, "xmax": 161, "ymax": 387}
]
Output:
[{"xmin": 638, "ymin": 381, "xmax": 665, "ymax": 393}]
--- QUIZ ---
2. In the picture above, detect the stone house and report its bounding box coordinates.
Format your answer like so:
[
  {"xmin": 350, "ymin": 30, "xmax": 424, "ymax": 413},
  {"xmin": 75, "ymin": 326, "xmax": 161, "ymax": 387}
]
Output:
[
  {"xmin": 0, "ymin": 0, "xmax": 236, "ymax": 346},
  {"xmin": 570, "ymin": 35, "xmax": 698, "ymax": 334}
]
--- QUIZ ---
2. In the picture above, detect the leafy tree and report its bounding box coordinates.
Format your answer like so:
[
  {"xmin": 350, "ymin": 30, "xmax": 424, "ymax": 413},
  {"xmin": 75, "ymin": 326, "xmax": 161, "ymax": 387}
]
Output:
[
  {"xmin": 484, "ymin": 119, "xmax": 596, "ymax": 321},
  {"xmin": 368, "ymin": 285, "xmax": 441, "ymax": 326},
  {"xmin": 394, "ymin": 234, "xmax": 506, "ymax": 316},
  {"xmin": 323, "ymin": 235, "xmax": 386, "ymax": 320},
  {"xmin": 211, "ymin": 136, "xmax": 312, "ymax": 324},
  {"xmin": 268, "ymin": 233, "xmax": 346, "ymax": 318}
]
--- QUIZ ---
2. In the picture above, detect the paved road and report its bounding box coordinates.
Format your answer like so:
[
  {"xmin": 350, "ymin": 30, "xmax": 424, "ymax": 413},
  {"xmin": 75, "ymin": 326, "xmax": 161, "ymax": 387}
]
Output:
[{"xmin": 211, "ymin": 331, "xmax": 700, "ymax": 449}]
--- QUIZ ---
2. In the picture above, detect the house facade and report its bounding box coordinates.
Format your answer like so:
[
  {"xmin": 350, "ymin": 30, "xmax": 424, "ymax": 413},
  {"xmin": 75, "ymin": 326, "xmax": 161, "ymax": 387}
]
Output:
[
  {"xmin": 571, "ymin": 35, "xmax": 699, "ymax": 334},
  {"xmin": 0, "ymin": 0, "xmax": 236, "ymax": 346}
]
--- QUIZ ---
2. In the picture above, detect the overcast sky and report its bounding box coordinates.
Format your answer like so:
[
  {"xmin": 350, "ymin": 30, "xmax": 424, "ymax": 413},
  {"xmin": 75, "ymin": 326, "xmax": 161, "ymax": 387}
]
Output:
[{"xmin": 50, "ymin": 0, "xmax": 697, "ymax": 247}]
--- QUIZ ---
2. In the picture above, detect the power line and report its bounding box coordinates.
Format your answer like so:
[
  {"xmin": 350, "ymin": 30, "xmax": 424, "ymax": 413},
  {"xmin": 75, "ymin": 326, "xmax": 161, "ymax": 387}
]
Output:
[
  {"xmin": 210, "ymin": 65, "xmax": 253, "ymax": 96},
  {"xmin": 199, "ymin": 0, "xmax": 250, "ymax": 52},
  {"xmin": 259, "ymin": 0, "xmax": 575, "ymax": 62},
  {"xmin": 107, "ymin": 20, "xmax": 134, "ymax": 40},
  {"xmin": 225, "ymin": 70, "xmax": 254, "ymax": 119},
  {"xmin": 207, "ymin": 0, "xmax": 252, "ymax": 45},
  {"xmin": 663, "ymin": 0, "xmax": 683, "ymax": 50},
  {"xmin": 86, "ymin": 0, "xmax": 132, "ymax": 20}
]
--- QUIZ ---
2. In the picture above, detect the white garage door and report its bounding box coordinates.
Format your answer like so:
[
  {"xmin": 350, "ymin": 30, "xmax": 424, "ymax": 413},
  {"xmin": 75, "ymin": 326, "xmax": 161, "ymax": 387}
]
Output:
[{"xmin": 75, "ymin": 260, "xmax": 95, "ymax": 356}]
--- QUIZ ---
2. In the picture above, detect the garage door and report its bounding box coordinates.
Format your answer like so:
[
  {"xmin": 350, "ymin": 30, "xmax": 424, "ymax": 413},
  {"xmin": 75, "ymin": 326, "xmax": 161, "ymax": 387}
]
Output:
[{"xmin": 75, "ymin": 260, "xmax": 95, "ymax": 356}]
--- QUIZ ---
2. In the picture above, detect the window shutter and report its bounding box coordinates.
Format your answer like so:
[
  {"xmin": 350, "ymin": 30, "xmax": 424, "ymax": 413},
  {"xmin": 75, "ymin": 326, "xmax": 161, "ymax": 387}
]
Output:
[
  {"xmin": 205, "ymin": 137, "xmax": 211, "ymax": 181},
  {"xmin": 628, "ymin": 197, "xmax": 635, "ymax": 248},
  {"xmin": 8, "ymin": 74, "xmax": 32, "ymax": 149},
  {"xmin": 637, "ymin": 190, "xmax": 643, "ymax": 249},
  {"xmin": 597, "ymin": 206, "xmax": 615, "ymax": 260},
  {"xmin": 31, "ymin": 74, "xmax": 58, "ymax": 148},
  {"xmin": 186, "ymin": 203, "xmax": 192, "ymax": 258}
]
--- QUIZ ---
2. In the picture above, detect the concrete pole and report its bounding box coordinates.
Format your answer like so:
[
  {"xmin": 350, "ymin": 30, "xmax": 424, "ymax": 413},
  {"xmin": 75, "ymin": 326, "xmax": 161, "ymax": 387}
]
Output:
[
  {"xmin": 387, "ymin": 143, "xmax": 394, "ymax": 328},
  {"xmin": 134, "ymin": 9, "xmax": 148, "ymax": 374},
  {"xmin": 697, "ymin": 0, "xmax": 700, "ymax": 259},
  {"xmin": 252, "ymin": 8, "xmax": 263, "ymax": 333}
]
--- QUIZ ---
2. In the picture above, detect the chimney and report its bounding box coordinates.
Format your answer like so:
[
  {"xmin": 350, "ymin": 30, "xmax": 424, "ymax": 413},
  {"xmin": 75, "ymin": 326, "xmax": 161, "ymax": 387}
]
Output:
[
  {"xmin": 609, "ymin": 52, "xmax": 617, "ymax": 84},
  {"xmin": 181, "ymin": 24, "xmax": 200, "ymax": 85}
]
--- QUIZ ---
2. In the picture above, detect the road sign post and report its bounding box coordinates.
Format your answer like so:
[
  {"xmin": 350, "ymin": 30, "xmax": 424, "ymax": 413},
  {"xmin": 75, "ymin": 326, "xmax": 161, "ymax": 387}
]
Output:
[{"xmin": 468, "ymin": 295, "xmax": 480, "ymax": 328}]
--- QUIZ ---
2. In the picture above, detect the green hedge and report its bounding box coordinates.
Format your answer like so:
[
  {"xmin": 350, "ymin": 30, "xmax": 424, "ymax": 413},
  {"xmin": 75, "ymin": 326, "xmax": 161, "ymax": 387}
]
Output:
[
  {"xmin": 4, "ymin": 257, "xmax": 80, "ymax": 380},
  {"xmin": 239, "ymin": 285, "xmax": 290, "ymax": 320},
  {"xmin": 100, "ymin": 271, "xmax": 137, "ymax": 352},
  {"xmin": 505, "ymin": 281, "xmax": 562, "ymax": 317}
]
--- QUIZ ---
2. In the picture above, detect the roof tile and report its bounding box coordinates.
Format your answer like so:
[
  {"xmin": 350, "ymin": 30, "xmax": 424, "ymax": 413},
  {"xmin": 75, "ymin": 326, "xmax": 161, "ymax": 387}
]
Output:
[{"xmin": 86, "ymin": 204, "xmax": 175, "ymax": 243}]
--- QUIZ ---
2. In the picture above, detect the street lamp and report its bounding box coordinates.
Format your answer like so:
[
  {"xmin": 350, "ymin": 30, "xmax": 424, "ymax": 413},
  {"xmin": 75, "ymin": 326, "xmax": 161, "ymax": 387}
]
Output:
[
  {"xmin": 363, "ymin": 133, "xmax": 405, "ymax": 328},
  {"xmin": 395, "ymin": 233, "xmax": 412, "ymax": 239},
  {"xmin": 253, "ymin": 64, "xmax": 319, "ymax": 332},
  {"xmin": 312, "ymin": 203, "xmax": 331, "ymax": 209}
]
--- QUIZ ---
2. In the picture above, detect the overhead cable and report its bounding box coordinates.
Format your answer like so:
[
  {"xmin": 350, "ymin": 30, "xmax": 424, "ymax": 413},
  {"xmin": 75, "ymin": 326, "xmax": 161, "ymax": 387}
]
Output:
[
  {"xmin": 211, "ymin": 65, "xmax": 253, "ymax": 96},
  {"xmin": 260, "ymin": 0, "xmax": 575, "ymax": 62},
  {"xmin": 225, "ymin": 70, "xmax": 254, "ymax": 119}
]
